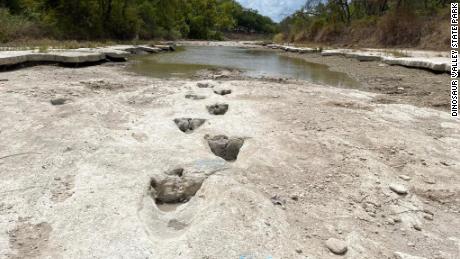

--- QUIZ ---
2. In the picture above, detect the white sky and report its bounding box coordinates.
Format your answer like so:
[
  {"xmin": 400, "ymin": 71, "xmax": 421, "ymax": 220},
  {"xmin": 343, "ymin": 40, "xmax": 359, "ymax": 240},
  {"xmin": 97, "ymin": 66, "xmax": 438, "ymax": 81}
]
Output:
[{"xmin": 236, "ymin": 0, "xmax": 306, "ymax": 22}]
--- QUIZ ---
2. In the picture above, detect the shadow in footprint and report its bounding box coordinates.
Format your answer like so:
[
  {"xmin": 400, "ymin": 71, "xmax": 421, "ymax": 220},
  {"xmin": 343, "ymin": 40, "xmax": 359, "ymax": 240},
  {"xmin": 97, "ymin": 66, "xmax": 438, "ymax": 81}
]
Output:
[
  {"xmin": 197, "ymin": 82, "xmax": 213, "ymax": 88},
  {"xmin": 185, "ymin": 94, "xmax": 206, "ymax": 100},
  {"xmin": 167, "ymin": 219, "xmax": 188, "ymax": 230},
  {"xmin": 140, "ymin": 166, "xmax": 233, "ymax": 239},
  {"xmin": 174, "ymin": 118, "xmax": 206, "ymax": 133},
  {"xmin": 214, "ymin": 89, "xmax": 232, "ymax": 96},
  {"xmin": 207, "ymin": 104, "xmax": 229, "ymax": 115},
  {"xmin": 50, "ymin": 98, "xmax": 70, "ymax": 106},
  {"xmin": 149, "ymin": 168, "xmax": 206, "ymax": 211},
  {"xmin": 205, "ymin": 135, "xmax": 244, "ymax": 162}
]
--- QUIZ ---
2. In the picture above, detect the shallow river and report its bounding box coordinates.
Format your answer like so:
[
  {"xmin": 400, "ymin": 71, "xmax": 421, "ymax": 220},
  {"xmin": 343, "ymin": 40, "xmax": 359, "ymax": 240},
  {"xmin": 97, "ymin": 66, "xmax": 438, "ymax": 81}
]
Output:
[{"xmin": 128, "ymin": 46, "xmax": 359, "ymax": 88}]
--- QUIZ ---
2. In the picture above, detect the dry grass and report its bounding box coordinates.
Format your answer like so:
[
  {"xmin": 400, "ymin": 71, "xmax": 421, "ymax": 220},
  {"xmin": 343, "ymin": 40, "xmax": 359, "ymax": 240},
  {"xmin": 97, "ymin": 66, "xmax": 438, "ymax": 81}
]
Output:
[
  {"xmin": 377, "ymin": 9, "xmax": 422, "ymax": 47},
  {"xmin": 273, "ymin": 33, "xmax": 285, "ymax": 44},
  {"xmin": 0, "ymin": 39, "xmax": 161, "ymax": 51},
  {"xmin": 276, "ymin": 7, "xmax": 449, "ymax": 51},
  {"xmin": 0, "ymin": 39, "xmax": 115, "ymax": 50},
  {"xmin": 384, "ymin": 50, "xmax": 410, "ymax": 58},
  {"xmin": 38, "ymin": 45, "xmax": 49, "ymax": 53},
  {"xmin": 418, "ymin": 9, "xmax": 450, "ymax": 51}
]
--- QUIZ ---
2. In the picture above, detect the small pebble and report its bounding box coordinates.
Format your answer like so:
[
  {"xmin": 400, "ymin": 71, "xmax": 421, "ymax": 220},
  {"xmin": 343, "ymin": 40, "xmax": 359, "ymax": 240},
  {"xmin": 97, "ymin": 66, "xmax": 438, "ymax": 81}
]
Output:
[
  {"xmin": 399, "ymin": 175, "xmax": 411, "ymax": 181},
  {"xmin": 325, "ymin": 238, "xmax": 348, "ymax": 255},
  {"xmin": 390, "ymin": 184, "xmax": 408, "ymax": 195},
  {"xmin": 50, "ymin": 98, "xmax": 68, "ymax": 106},
  {"xmin": 423, "ymin": 178, "xmax": 436, "ymax": 184},
  {"xmin": 394, "ymin": 251, "xmax": 425, "ymax": 259},
  {"xmin": 423, "ymin": 214, "xmax": 433, "ymax": 221}
]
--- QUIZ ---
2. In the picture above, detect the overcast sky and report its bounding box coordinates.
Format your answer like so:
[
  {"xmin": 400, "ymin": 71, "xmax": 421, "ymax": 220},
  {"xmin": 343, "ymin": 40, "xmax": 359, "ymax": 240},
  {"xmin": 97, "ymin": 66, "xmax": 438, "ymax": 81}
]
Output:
[{"xmin": 236, "ymin": 0, "xmax": 306, "ymax": 22}]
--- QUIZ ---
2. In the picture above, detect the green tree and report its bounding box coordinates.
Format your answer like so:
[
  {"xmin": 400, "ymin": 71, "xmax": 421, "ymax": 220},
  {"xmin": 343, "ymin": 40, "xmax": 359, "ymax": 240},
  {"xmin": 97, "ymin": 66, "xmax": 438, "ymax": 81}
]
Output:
[{"xmin": 0, "ymin": 0, "xmax": 277, "ymax": 41}]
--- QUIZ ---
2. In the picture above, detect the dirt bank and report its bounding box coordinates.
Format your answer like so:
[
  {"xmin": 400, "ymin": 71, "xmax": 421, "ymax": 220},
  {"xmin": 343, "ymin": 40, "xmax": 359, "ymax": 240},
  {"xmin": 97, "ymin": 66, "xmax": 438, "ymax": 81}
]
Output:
[
  {"xmin": 0, "ymin": 56, "xmax": 459, "ymax": 259},
  {"xmin": 282, "ymin": 52, "xmax": 451, "ymax": 111}
]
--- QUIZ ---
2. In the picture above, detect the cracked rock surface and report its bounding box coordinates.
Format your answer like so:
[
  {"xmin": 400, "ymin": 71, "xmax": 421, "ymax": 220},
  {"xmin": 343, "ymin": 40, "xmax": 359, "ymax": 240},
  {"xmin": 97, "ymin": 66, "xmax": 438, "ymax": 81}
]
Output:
[{"xmin": 0, "ymin": 50, "xmax": 458, "ymax": 259}]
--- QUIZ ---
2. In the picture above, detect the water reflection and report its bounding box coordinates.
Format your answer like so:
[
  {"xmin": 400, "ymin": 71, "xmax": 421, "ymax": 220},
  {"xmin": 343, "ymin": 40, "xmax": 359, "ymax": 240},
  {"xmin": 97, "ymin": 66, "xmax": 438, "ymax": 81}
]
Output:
[{"xmin": 128, "ymin": 46, "xmax": 360, "ymax": 88}]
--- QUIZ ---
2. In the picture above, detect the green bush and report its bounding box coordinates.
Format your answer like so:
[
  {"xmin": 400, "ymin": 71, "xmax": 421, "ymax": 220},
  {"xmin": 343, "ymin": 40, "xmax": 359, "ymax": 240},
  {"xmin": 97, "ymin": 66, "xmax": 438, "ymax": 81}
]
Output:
[
  {"xmin": 0, "ymin": 8, "xmax": 42, "ymax": 43},
  {"xmin": 308, "ymin": 19, "xmax": 326, "ymax": 39},
  {"xmin": 378, "ymin": 9, "xmax": 421, "ymax": 46},
  {"xmin": 0, "ymin": 0, "xmax": 277, "ymax": 41},
  {"xmin": 108, "ymin": 5, "xmax": 140, "ymax": 40},
  {"xmin": 273, "ymin": 33, "xmax": 284, "ymax": 43},
  {"xmin": 276, "ymin": 0, "xmax": 451, "ymax": 49}
]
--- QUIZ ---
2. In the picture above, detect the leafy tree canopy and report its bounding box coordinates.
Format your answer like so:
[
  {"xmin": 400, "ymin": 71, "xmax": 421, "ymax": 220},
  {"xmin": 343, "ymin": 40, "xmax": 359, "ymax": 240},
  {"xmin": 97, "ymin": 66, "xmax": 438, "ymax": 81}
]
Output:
[{"xmin": 0, "ymin": 0, "xmax": 278, "ymax": 41}]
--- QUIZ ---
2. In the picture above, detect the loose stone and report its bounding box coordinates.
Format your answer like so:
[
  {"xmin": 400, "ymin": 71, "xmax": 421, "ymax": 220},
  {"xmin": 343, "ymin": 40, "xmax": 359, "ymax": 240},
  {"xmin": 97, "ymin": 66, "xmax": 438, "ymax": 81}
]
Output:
[
  {"xmin": 423, "ymin": 214, "xmax": 433, "ymax": 221},
  {"xmin": 399, "ymin": 175, "xmax": 411, "ymax": 181},
  {"xmin": 197, "ymin": 82, "xmax": 213, "ymax": 88},
  {"xmin": 325, "ymin": 238, "xmax": 348, "ymax": 255},
  {"xmin": 413, "ymin": 223, "xmax": 422, "ymax": 231},
  {"xmin": 389, "ymin": 184, "xmax": 408, "ymax": 195},
  {"xmin": 394, "ymin": 252, "xmax": 427, "ymax": 259},
  {"xmin": 50, "ymin": 98, "xmax": 69, "ymax": 106}
]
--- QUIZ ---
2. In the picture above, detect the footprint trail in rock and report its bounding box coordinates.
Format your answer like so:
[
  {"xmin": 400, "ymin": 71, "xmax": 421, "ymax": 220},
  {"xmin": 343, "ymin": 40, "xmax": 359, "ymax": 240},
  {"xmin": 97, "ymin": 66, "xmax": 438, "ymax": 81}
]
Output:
[
  {"xmin": 206, "ymin": 103, "xmax": 229, "ymax": 115},
  {"xmin": 213, "ymin": 89, "xmax": 232, "ymax": 96},
  {"xmin": 173, "ymin": 118, "xmax": 206, "ymax": 133},
  {"xmin": 142, "ymin": 80, "xmax": 244, "ymax": 242},
  {"xmin": 205, "ymin": 135, "xmax": 244, "ymax": 162}
]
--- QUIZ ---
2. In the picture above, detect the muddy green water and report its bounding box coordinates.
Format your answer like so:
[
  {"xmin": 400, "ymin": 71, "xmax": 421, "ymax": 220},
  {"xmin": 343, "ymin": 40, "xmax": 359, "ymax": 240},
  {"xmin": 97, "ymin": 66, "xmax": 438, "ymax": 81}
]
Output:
[{"xmin": 128, "ymin": 46, "xmax": 359, "ymax": 88}]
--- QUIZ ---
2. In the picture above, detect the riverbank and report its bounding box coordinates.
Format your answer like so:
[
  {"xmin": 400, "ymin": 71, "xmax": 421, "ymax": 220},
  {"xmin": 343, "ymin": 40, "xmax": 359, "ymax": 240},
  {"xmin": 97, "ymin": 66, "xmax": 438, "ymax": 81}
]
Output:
[
  {"xmin": 0, "ymin": 44, "xmax": 175, "ymax": 70},
  {"xmin": 280, "ymin": 52, "xmax": 450, "ymax": 111},
  {"xmin": 266, "ymin": 44, "xmax": 450, "ymax": 73},
  {"xmin": 177, "ymin": 41, "xmax": 451, "ymax": 111},
  {"xmin": 0, "ymin": 44, "xmax": 459, "ymax": 259}
]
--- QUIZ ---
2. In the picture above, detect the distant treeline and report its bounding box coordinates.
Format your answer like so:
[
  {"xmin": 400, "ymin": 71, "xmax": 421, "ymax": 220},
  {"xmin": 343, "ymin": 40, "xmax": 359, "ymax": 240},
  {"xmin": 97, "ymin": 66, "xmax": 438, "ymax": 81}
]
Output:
[
  {"xmin": 277, "ymin": 0, "xmax": 455, "ymax": 49},
  {"xmin": 0, "ymin": 0, "xmax": 277, "ymax": 42}
]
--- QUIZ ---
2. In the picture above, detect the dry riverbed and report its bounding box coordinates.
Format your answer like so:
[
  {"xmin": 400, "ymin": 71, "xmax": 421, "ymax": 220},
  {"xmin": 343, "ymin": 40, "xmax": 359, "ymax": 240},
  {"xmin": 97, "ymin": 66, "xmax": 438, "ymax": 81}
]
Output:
[{"xmin": 0, "ymin": 54, "xmax": 459, "ymax": 259}]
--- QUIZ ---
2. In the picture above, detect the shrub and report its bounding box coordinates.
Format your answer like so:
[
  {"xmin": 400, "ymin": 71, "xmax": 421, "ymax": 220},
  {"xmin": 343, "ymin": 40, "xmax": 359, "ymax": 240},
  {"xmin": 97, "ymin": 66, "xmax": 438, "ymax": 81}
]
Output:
[
  {"xmin": 315, "ymin": 23, "xmax": 345, "ymax": 43},
  {"xmin": 293, "ymin": 31, "xmax": 307, "ymax": 42},
  {"xmin": 108, "ymin": 5, "xmax": 141, "ymax": 40},
  {"xmin": 38, "ymin": 45, "xmax": 49, "ymax": 53},
  {"xmin": 308, "ymin": 19, "xmax": 326, "ymax": 39},
  {"xmin": 273, "ymin": 33, "xmax": 284, "ymax": 43},
  {"xmin": 0, "ymin": 8, "xmax": 43, "ymax": 43},
  {"xmin": 377, "ymin": 9, "xmax": 422, "ymax": 46}
]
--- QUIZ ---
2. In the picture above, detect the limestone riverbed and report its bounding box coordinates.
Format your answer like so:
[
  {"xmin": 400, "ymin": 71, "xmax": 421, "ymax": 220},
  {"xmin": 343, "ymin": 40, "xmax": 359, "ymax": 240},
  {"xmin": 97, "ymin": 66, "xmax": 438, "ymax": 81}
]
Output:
[{"xmin": 0, "ymin": 44, "xmax": 459, "ymax": 259}]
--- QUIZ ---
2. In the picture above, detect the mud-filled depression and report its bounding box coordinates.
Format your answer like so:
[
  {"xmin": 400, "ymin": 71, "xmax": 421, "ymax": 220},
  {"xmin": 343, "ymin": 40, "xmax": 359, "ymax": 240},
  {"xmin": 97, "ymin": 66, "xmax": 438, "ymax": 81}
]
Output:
[{"xmin": 127, "ymin": 46, "xmax": 360, "ymax": 88}]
